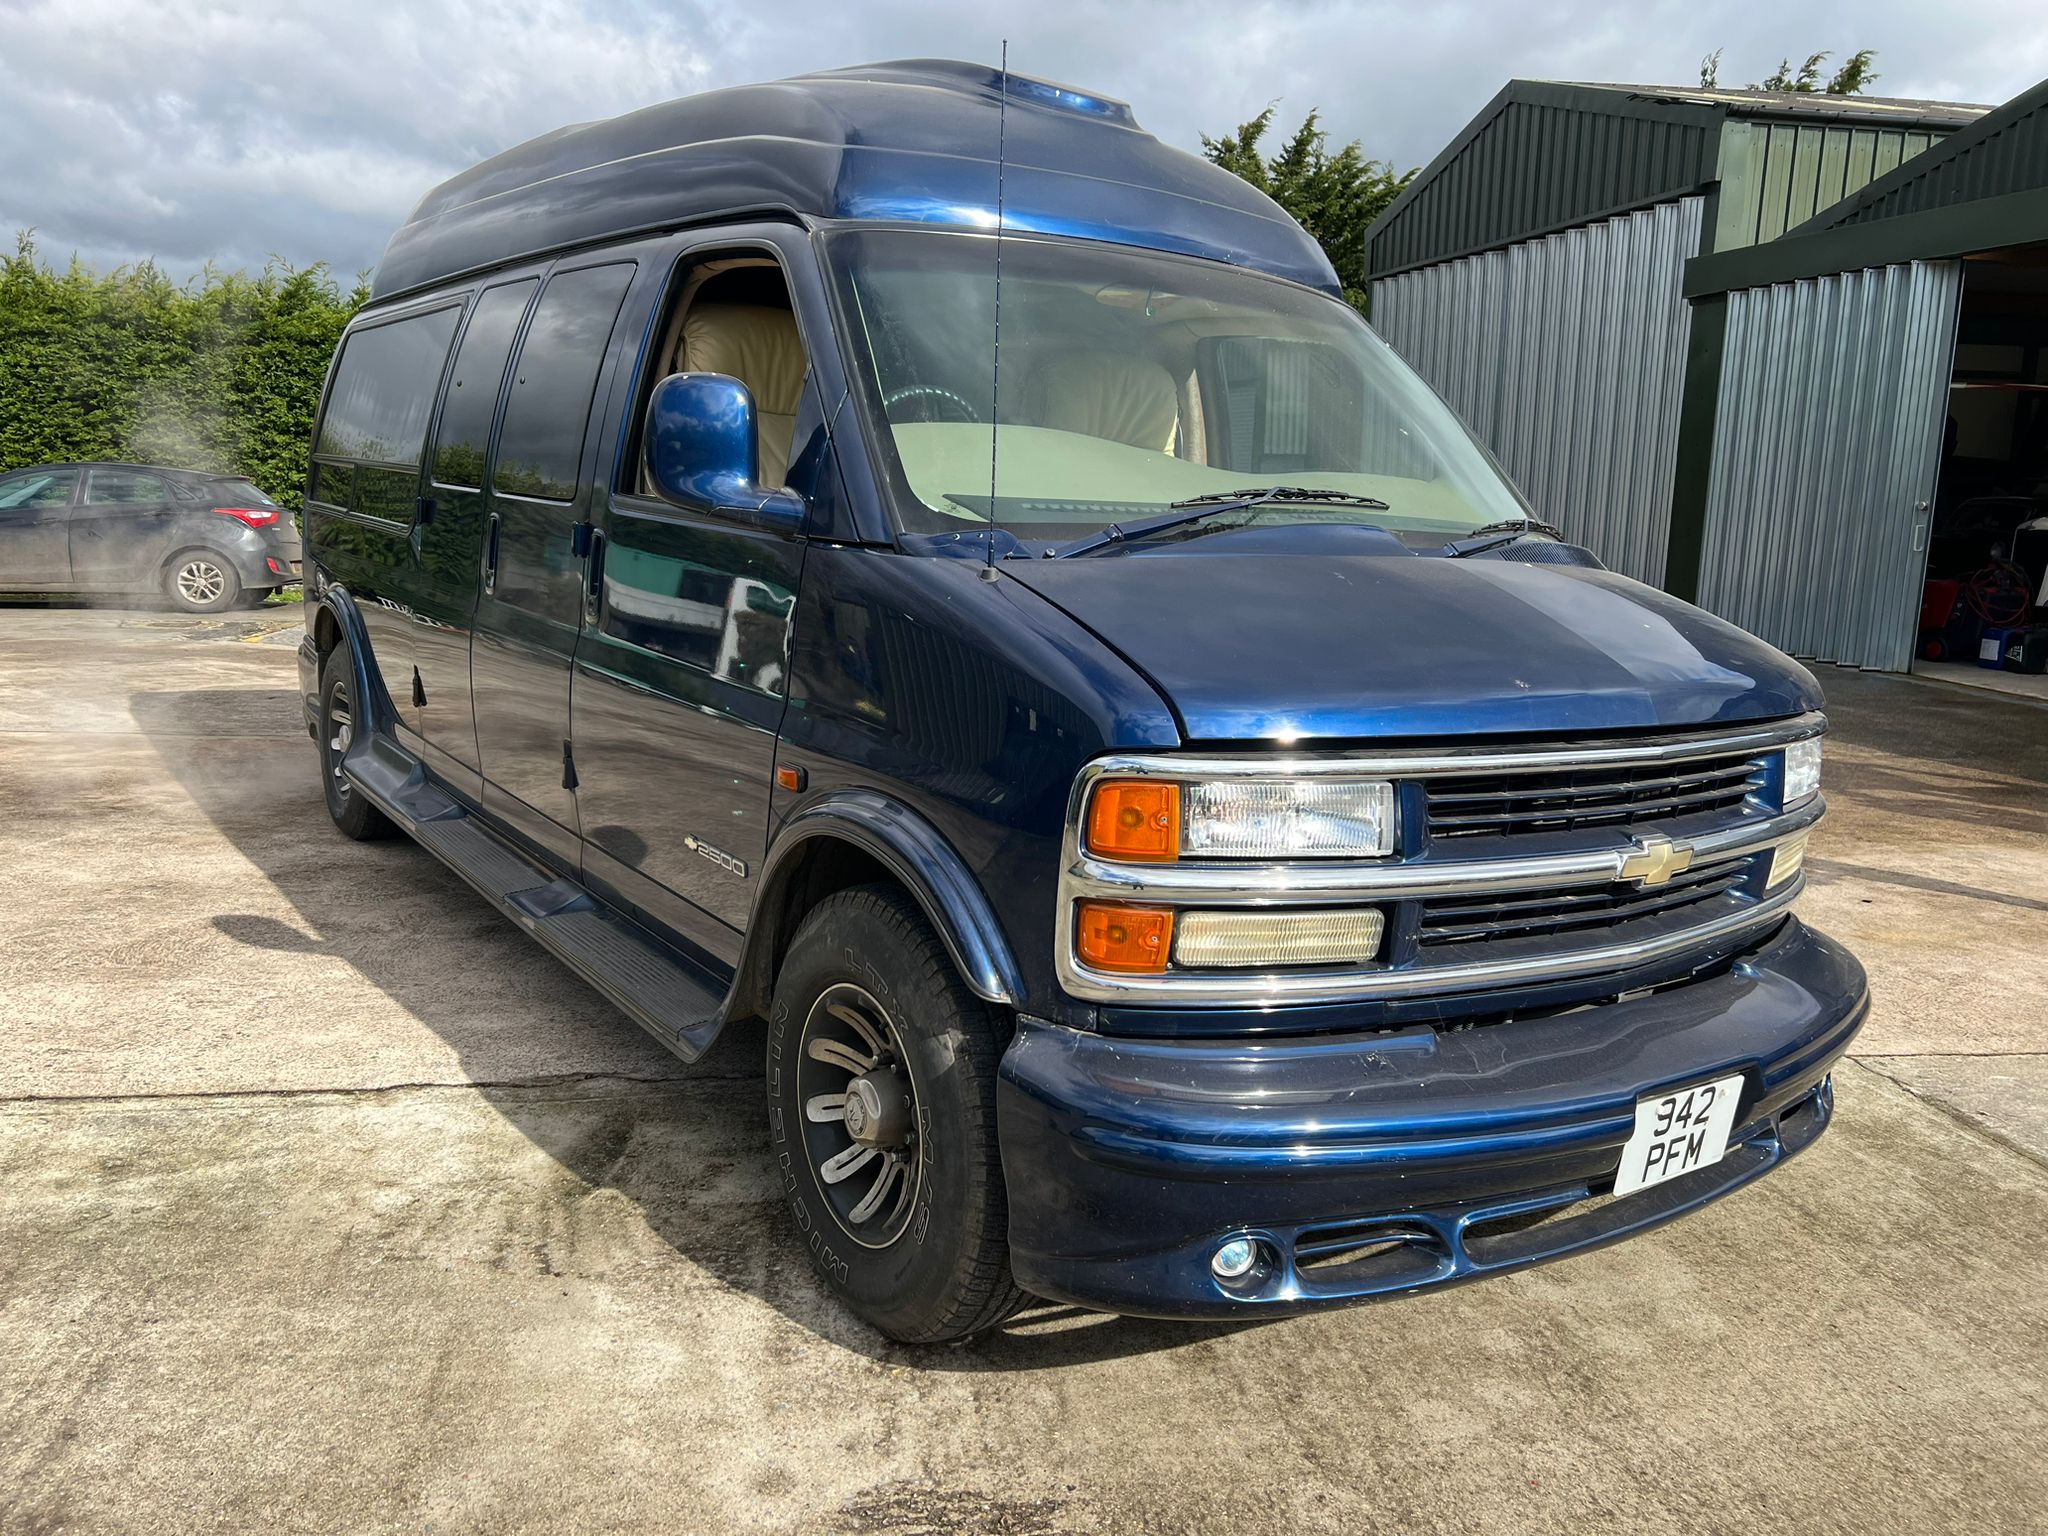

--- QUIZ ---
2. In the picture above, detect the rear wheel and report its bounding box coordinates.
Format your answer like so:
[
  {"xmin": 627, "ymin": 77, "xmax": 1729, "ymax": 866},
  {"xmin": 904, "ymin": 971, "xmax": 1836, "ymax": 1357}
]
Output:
[
  {"xmin": 767, "ymin": 885, "xmax": 1022, "ymax": 1342},
  {"xmin": 163, "ymin": 549, "xmax": 240, "ymax": 613},
  {"xmin": 317, "ymin": 644, "xmax": 395, "ymax": 840}
]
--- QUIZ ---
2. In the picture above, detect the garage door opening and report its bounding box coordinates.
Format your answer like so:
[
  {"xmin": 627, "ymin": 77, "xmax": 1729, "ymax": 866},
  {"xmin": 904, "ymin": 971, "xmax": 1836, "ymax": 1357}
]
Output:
[{"xmin": 1914, "ymin": 248, "xmax": 2048, "ymax": 700}]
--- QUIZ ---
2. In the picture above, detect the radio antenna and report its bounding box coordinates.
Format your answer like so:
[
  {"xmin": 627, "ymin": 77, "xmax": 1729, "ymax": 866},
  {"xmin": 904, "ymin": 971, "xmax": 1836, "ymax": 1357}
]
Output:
[{"xmin": 981, "ymin": 41, "xmax": 1010, "ymax": 581}]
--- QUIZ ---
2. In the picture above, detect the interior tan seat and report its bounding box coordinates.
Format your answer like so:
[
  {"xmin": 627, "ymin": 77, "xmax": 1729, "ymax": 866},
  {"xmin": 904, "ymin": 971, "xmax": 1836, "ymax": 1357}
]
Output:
[
  {"xmin": 681, "ymin": 303, "xmax": 807, "ymax": 485},
  {"xmin": 1027, "ymin": 350, "xmax": 1178, "ymax": 452}
]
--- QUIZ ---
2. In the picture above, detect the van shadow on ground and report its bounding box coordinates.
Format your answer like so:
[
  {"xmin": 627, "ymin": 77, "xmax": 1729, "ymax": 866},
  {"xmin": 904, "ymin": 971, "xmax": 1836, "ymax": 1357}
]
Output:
[{"xmin": 130, "ymin": 684, "xmax": 1265, "ymax": 1369}]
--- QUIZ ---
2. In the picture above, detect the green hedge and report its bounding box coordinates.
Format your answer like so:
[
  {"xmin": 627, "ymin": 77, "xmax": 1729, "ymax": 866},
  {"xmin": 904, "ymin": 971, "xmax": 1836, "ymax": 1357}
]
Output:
[{"xmin": 0, "ymin": 233, "xmax": 365, "ymax": 509}]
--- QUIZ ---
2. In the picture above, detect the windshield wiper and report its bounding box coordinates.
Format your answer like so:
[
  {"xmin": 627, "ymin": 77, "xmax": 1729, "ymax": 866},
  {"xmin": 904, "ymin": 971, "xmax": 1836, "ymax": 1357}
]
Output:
[
  {"xmin": 1049, "ymin": 485, "xmax": 1391, "ymax": 559},
  {"xmin": 1168, "ymin": 486, "xmax": 1393, "ymax": 511},
  {"xmin": 1443, "ymin": 518, "xmax": 1564, "ymax": 557}
]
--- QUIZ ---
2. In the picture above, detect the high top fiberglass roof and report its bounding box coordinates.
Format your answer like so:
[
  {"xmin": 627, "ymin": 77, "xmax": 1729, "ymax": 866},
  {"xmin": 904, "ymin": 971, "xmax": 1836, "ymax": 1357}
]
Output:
[{"xmin": 369, "ymin": 59, "xmax": 1339, "ymax": 303}]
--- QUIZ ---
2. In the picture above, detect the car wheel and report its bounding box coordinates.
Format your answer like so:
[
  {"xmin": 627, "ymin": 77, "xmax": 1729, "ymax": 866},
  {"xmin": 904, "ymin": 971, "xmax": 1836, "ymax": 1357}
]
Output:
[
  {"xmin": 317, "ymin": 643, "xmax": 396, "ymax": 841},
  {"xmin": 163, "ymin": 549, "xmax": 241, "ymax": 614},
  {"xmin": 767, "ymin": 885, "xmax": 1023, "ymax": 1343}
]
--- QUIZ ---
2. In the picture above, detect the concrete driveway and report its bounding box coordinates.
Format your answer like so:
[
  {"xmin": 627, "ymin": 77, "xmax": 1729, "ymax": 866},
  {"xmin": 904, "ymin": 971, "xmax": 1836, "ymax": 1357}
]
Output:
[{"xmin": 2, "ymin": 603, "xmax": 2044, "ymax": 1535}]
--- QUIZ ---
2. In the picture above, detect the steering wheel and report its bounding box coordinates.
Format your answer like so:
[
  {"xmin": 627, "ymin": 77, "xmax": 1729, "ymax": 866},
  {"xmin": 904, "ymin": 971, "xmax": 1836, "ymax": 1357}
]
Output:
[{"xmin": 883, "ymin": 385, "xmax": 983, "ymax": 424}]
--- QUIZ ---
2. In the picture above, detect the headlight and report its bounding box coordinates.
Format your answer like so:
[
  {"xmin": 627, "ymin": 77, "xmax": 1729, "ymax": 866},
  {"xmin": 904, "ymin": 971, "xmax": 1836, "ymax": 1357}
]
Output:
[
  {"xmin": 1085, "ymin": 776, "xmax": 1396, "ymax": 861},
  {"xmin": 1784, "ymin": 738, "xmax": 1822, "ymax": 807}
]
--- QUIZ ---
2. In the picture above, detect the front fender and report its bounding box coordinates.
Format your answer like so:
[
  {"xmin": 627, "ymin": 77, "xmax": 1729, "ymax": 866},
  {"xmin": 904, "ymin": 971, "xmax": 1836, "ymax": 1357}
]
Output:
[{"xmin": 741, "ymin": 788, "xmax": 1024, "ymax": 1012}]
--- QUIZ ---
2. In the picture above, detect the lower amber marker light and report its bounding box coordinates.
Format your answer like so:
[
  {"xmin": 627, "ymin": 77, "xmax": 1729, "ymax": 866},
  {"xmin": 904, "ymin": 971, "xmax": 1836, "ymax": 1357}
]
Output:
[{"xmin": 1074, "ymin": 902, "xmax": 1174, "ymax": 973}]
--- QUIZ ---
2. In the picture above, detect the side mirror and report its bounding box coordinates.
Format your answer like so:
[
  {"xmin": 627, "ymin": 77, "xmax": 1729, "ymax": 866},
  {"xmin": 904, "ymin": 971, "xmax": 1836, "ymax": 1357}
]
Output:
[{"xmin": 643, "ymin": 372, "xmax": 806, "ymax": 535}]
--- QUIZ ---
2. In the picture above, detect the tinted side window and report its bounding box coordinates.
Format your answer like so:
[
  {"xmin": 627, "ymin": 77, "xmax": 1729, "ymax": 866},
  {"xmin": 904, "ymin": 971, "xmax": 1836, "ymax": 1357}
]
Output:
[
  {"xmin": 0, "ymin": 470, "xmax": 78, "ymax": 509},
  {"xmin": 86, "ymin": 470, "xmax": 169, "ymax": 504},
  {"xmin": 319, "ymin": 307, "xmax": 461, "ymax": 465},
  {"xmin": 494, "ymin": 265, "xmax": 634, "ymax": 500},
  {"xmin": 308, "ymin": 461, "xmax": 355, "ymax": 509},
  {"xmin": 433, "ymin": 281, "xmax": 536, "ymax": 489}
]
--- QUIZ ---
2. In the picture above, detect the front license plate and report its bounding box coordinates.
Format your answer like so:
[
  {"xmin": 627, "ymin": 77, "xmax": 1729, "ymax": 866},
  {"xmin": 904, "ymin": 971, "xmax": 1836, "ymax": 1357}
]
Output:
[{"xmin": 1612, "ymin": 1074, "xmax": 1745, "ymax": 1197}]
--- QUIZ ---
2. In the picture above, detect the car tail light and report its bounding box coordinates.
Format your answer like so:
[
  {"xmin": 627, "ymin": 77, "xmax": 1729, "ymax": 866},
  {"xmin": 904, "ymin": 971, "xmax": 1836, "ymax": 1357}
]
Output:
[{"xmin": 211, "ymin": 506, "xmax": 280, "ymax": 529}]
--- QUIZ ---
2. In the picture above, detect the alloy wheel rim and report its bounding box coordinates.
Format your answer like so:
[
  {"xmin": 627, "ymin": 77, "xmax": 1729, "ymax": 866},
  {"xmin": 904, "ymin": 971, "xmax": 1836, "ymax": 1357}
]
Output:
[
  {"xmin": 796, "ymin": 982, "xmax": 923, "ymax": 1248},
  {"xmin": 176, "ymin": 559, "xmax": 226, "ymax": 605},
  {"xmin": 327, "ymin": 681, "xmax": 353, "ymax": 801}
]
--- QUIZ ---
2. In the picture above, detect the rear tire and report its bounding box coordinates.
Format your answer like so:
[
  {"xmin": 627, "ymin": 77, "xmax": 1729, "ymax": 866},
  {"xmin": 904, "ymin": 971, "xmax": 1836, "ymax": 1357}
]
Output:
[
  {"xmin": 163, "ymin": 549, "xmax": 241, "ymax": 613},
  {"xmin": 317, "ymin": 644, "xmax": 396, "ymax": 841},
  {"xmin": 767, "ymin": 885, "xmax": 1023, "ymax": 1343}
]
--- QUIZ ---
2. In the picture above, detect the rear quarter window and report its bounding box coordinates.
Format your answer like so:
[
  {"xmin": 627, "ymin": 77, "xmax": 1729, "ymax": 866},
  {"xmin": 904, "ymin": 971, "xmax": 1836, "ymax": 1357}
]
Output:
[{"xmin": 318, "ymin": 307, "xmax": 462, "ymax": 467}]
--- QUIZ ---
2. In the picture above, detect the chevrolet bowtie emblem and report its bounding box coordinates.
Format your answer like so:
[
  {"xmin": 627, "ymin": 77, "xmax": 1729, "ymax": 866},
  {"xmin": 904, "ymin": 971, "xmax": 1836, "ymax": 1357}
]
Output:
[{"xmin": 1619, "ymin": 832, "xmax": 1694, "ymax": 887}]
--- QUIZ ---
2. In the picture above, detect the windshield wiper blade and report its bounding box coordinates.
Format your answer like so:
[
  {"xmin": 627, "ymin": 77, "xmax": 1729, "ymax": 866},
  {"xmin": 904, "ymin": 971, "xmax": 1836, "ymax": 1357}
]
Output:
[
  {"xmin": 1169, "ymin": 485, "xmax": 1392, "ymax": 511},
  {"xmin": 1050, "ymin": 486, "xmax": 1391, "ymax": 559},
  {"xmin": 1444, "ymin": 518, "xmax": 1564, "ymax": 557}
]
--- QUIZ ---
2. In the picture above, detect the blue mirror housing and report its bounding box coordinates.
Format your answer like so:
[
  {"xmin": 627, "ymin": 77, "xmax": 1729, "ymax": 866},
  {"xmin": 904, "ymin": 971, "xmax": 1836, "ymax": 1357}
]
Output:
[{"xmin": 643, "ymin": 372, "xmax": 807, "ymax": 534}]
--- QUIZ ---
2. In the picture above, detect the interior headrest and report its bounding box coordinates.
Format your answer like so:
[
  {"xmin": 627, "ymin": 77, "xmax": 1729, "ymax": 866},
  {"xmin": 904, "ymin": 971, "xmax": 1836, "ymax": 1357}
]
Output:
[
  {"xmin": 1028, "ymin": 350, "xmax": 1178, "ymax": 451},
  {"xmin": 682, "ymin": 304, "xmax": 806, "ymax": 416}
]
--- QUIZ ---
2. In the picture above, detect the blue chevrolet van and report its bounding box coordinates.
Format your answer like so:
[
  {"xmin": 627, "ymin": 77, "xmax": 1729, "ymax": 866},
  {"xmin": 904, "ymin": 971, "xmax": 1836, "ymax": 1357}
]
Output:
[{"xmin": 298, "ymin": 60, "xmax": 1868, "ymax": 1341}]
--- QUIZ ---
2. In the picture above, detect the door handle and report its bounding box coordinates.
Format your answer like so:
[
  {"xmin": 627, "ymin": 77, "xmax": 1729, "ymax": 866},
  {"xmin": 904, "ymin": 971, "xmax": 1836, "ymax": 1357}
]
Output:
[
  {"xmin": 408, "ymin": 496, "xmax": 435, "ymax": 563},
  {"xmin": 583, "ymin": 529, "xmax": 606, "ymax": 624},
  {"xmin": 483, "ymin": 511, "xmax": 502, "ymax": 596}
]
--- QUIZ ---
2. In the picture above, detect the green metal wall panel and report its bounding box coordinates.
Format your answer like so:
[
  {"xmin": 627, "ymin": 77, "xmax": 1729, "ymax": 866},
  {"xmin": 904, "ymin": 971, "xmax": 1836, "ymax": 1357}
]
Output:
[
  {"xmin": 1712, "ymin": 123, "xmax": 1956, "ymax": 250},
  {"xmin": 1806, "ymin": 79, "xmax": 2048, "ymax": 230}
]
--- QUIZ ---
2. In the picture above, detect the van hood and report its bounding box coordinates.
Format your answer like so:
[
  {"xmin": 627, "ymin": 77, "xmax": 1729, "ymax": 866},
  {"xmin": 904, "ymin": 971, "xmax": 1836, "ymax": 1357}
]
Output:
[{"xmin": 1001, "ymin": 548, "xmax": 1822, "ymax": 743}]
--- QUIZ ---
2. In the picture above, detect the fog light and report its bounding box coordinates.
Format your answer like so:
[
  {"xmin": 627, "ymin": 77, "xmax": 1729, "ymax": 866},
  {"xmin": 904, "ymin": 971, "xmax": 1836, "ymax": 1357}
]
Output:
[
  {"xmin": 1211, "ymin": 1237, "xmax": 1260, "ymax": 1280},
  {"xmin": 1766, "ymin": 834, "xmax": 1808, "ymax": 890},
  {"xmin": 1174, "ymin": 908, "xmax": 1384, "ymax": 968}
]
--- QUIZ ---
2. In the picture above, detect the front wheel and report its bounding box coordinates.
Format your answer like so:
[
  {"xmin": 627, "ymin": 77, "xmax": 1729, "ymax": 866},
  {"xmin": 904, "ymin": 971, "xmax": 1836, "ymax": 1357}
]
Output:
[
  {"xmin": 163, "ymin": 549, "xmax": 241, "ymax": 613},
  {"xmin": 767, "ymin": 886, "xmax": 1023, "ymax": 1342}
]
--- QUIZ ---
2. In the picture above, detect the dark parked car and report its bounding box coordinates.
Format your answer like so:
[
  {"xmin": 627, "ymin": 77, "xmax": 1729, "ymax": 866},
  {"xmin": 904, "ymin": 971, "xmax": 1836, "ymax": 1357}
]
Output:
[
  {"xmin": 299, "ymin": 61, "xmax": 1866, "ymax": 1343},
  {"xmin": 0, "ymin": 461, "xmax": 302, "ymax": 612}
]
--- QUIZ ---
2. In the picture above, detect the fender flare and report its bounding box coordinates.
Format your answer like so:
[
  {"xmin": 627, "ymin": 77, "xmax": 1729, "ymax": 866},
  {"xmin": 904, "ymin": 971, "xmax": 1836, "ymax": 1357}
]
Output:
[
  {"xmin": 312, "ymin": 585, "xmax": 404, "ymax": 740},
  {"xmin": 742, "ymin": 789, "xmax": 1025, "ymax": 1010}
]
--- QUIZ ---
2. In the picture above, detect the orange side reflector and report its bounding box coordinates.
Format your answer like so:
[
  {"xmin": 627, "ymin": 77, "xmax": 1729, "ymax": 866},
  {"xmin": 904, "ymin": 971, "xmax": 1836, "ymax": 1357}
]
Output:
[
  {"xmin": 1075, "ymin": 902, "xmax": 1174, "ymax": 973},
  {"xmin": 1086, "ymin": 780, "xmax": 1181, "ymax": 862},
  {"xmin": 775, "ymin": 765, "xmax": 805, "ymax": 792}
]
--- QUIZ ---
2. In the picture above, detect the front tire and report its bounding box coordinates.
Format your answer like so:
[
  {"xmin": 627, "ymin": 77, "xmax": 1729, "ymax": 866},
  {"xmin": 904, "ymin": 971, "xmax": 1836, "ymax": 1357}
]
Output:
[
  {"xmin": 163, "ymin": 549, "xmax": 241, "ymax": 613},
  {"xmin": 317, "ymin": 644, "xmax": 395, "ymax": 841},
  {"xmin": 767, "ymin": 886, "xmax": 1023, "ymax": 1343}
]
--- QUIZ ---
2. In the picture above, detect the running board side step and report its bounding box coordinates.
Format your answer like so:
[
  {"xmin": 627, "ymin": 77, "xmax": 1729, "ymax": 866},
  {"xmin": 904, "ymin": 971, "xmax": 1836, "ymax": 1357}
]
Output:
[{"xmin": 343, "ymin": 740, "xmax": 729, "ymax": 1063}]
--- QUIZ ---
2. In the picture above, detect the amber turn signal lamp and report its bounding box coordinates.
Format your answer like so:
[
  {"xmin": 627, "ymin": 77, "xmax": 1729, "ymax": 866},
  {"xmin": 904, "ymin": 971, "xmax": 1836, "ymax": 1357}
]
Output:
[
  {"xmin": 1086, "ymin": 780, "xmax": 1181, "ymax": 862},
  {"xmin": 1074, "ymin": 902, "xmax": 1174, "ymax": 973}
]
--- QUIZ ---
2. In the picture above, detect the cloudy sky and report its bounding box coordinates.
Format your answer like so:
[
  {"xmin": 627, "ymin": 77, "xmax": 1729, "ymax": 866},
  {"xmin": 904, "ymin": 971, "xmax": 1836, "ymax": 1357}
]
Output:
[{"xmin": 4, "ymin": 0, "xmax": 2045, "ymax": 284}]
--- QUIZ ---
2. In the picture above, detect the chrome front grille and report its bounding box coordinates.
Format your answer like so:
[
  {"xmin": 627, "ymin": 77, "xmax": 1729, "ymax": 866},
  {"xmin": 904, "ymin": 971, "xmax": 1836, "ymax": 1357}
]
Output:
[
  {"xmin": 1055, "ymin": 713, "xmax": 1825, "ymax": 1007},
  {"xmin": 1417, "ymin": 853, "xmax": 1756, "ymax": 948},
  {"xmin": 1425, "ymin": 751, "xmax": 1766, "ymax": 840}
]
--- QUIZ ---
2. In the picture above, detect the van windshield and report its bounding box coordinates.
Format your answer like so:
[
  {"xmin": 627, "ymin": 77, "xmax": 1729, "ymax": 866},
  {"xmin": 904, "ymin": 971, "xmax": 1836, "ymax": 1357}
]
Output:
[{"xmin": 824, "ymin": 228, "xmax": 1530, "ymax": 548}]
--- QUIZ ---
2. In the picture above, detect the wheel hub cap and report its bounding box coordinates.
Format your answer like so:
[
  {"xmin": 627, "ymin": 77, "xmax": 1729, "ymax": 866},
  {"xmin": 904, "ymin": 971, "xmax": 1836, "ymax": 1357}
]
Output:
[{"xmin": 842, "ymin": 1070, "xmax": 911, "ymax": 1149}]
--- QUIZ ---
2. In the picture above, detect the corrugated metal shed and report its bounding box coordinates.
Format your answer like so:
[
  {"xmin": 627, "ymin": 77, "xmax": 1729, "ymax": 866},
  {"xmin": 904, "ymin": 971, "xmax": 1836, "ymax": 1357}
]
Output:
[
  {"xmin": 1365, "ymin": 81, "xmax": 1983, "ymax": 281},
  {"xmin": 1370, "ymin": 198, "xmax": 1703, "ymax": 584}
]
